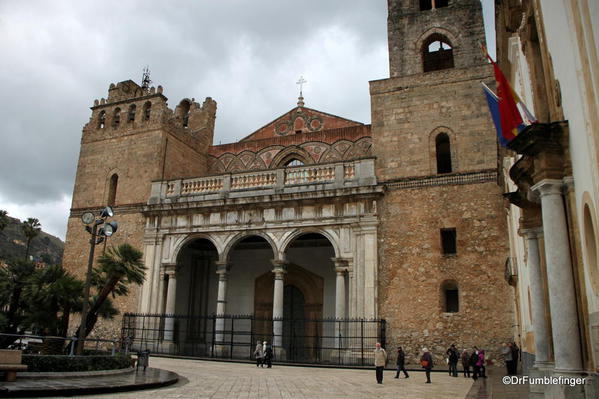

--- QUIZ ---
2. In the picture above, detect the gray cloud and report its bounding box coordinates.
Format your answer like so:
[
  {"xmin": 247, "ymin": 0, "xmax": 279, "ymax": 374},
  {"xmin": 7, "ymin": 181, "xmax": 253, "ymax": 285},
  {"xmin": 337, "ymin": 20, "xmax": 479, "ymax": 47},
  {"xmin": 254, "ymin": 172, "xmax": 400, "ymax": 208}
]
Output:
[{"xmin": 0, "ymin": 0, "xmax": 494, "ymax": 239}]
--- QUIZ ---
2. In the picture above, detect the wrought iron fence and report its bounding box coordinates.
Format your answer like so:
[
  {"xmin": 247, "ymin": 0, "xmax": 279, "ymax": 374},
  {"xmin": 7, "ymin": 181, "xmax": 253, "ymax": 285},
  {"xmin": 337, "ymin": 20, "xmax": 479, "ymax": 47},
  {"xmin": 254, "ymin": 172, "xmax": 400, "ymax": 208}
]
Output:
[{"xmin": 121, "ymin": 313, "xmax": 386, "ymax": 366}]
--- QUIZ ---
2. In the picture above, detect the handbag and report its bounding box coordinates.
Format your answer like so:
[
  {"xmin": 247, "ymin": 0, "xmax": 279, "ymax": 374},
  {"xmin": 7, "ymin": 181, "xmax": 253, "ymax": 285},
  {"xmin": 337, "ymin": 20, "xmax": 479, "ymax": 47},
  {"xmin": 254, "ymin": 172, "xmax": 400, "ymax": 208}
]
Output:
[{"xmin": 420, "ymin": 359, "xmax": 429, "ymax": 367}]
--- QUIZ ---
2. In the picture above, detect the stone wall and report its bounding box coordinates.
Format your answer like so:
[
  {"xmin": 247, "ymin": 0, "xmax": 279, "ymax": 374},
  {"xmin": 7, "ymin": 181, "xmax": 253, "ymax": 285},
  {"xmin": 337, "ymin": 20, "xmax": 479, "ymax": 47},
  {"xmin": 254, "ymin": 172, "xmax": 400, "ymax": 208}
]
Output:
[{"xmin": 377, "ymin": 180, "xmax": 514, "ymax": 365}]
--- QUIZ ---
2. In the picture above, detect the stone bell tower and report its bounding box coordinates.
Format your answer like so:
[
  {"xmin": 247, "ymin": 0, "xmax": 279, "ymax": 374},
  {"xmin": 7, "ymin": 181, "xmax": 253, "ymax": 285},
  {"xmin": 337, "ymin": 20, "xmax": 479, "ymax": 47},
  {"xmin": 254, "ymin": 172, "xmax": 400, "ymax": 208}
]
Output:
[
  {"xmin": 370, "ymin": 0, "xmax": 514, "ymax": 364},
  {"xmin": 62, "ymin": 78, "xmax": 217, "ymax": 338}
]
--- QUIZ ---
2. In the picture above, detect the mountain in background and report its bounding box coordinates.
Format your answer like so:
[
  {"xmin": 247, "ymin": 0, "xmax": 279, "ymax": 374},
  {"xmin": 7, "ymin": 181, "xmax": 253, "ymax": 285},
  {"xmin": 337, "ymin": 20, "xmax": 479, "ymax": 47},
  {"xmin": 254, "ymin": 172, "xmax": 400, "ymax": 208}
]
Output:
[{"xmin": 0, "ymin": 216, "xmax": 64, "ymax": 265}]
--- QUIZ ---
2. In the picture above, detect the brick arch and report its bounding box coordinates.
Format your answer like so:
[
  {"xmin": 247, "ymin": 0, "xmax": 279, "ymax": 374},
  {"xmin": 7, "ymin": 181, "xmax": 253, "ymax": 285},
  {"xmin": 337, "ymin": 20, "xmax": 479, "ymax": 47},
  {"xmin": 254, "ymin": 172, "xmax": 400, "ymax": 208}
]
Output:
[
  {"xmin": 103, "ymin": 167, "xmax": 122, "ymax": 206},
  {"xmin": 428, "ymin": 126, "xmax": 458, "ymax": 174},
  {"xmin": 414, "ymin": 27, "xmax": 459, "ymax": 54},
  {"xmin": 270, "ymin": 146, "xmax": 313, "ymax": 168}
]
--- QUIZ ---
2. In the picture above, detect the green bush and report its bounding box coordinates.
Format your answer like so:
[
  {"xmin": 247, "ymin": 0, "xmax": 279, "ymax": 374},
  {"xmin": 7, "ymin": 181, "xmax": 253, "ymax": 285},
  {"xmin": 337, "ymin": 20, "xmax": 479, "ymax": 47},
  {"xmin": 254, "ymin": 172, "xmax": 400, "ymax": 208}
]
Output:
[{"xmin": 22, "ymin": 354, "xmax": 131, "ymax": 372}]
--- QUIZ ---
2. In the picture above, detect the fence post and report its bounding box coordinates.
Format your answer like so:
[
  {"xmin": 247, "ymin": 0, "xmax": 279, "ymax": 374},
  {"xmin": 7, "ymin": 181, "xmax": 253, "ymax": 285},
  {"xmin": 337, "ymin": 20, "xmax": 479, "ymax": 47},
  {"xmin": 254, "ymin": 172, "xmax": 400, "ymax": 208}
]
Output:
[
  {"xmin": 380, "ymin": 319, "xmax": 386, "ymax": 349},
  {"xmin": 230, "ymin": 317, "xmax": 234, "ymax": 359},
  {"xmin": 360, "ymin": 319, "xmax": 364, "ymax": 367},
  {"xmin": 211, "ymin": 314, "xmax": 216, "ymax": 357},
  {"xmin": 250, "ymin": 315, "xmax": 254, "ymax": 359},
  {"xmin": 69, "ymin": 337, "xmax": 76, "ymax": 356}
]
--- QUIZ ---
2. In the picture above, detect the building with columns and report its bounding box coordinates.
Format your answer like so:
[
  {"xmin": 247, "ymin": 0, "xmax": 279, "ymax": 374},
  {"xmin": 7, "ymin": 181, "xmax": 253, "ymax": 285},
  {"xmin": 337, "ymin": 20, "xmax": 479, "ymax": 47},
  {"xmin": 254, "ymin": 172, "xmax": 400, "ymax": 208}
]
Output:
[
  {"xmin": 64, "ymin": 0, "xmax": 514, "ymax": 366},
  {"xmin": 496, "ymin": 0, "xmax": 599, "ymax": 397}
]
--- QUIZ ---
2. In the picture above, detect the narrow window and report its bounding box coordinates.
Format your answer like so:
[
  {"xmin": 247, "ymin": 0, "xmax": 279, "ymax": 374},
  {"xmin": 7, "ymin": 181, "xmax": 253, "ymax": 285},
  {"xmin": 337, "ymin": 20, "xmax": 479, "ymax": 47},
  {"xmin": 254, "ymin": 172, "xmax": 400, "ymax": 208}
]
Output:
[
  {"xmin": 127, "ymin": 104, "xmax": 136, "ymax": 122},
  {"xmin": 112, "ymin": 108, "xmax": 121, "ymax": 128},
  {"xmin": 423, "ymin": 38, "xmax": 454, "ymax": 72},
  {"xmin": 98, "ymin": 111, "xmax": 106, "ymax": 129},
  {"xmin": 442, "ymin": 282, "xmax": 459, "ymax": 313},
  {"xmin": 143, "ymin": 101, "xmax": 151, "ymax": 121},
  {"xmin": 108, "ymin": 174, "xmax": 118, "ymax": 206},
  {"xmin": 435, "ymin": 133, "xmax": 452, "ymax": 173},
  {"xmin": 441, "ymin": 228, "xmax": 457, "ymax": 255},
  {"xmin": 420, "ymin": 0, "xmax": 433, "ymax": 10}
]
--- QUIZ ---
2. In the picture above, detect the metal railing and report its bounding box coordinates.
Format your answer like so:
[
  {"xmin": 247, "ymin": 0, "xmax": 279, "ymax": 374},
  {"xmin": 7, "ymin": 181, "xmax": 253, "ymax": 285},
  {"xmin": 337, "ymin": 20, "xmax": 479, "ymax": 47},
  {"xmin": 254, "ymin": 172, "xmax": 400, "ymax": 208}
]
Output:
[
  {"xmin": 0, "ymin": 333, "xmax": 122, "ymax": 356},
  {"xmin": 121, "ymin": 313, "xmax": 386, "ymax": 366}
]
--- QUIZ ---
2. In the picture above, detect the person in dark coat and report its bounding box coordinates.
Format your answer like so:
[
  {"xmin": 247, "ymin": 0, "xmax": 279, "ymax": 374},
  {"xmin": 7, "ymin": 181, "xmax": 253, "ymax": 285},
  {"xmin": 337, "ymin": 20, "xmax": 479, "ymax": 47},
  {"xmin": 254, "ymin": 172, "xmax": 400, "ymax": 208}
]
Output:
[
  {"xmin": 478, "ymin": 349, "xmax": 487, "ymax": 378},
  {"xmin": 263, "ymin": 341, "xmax": 273, "ymax": 368},
  {"xmin": 470, "ymin": 347, "xmax": 480, "ymax": 380},
  {"xmin": 461, "ymin": 349, "xmax": 471, "ymax": 378},
  {"xmin": 446, "ymin": 344, "xmax": 459, "ymax": 377},
  {"xmin": 394, "ymin": 346, "xmax": 409, "ymax": 379},
  {"xmin": 511, "ymin": 342, "xmax": 520, "ymax": 375},
  {"xmin": 420, "ymin": 348, "xmax": 434, "ymax": 384}
]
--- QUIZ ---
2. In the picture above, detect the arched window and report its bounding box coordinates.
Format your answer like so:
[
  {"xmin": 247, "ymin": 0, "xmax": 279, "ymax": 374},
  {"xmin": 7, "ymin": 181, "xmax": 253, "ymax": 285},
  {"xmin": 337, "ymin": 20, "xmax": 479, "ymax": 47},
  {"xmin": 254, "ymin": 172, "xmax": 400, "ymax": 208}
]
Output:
[
  {"xmin": 423, "ymin": 36, "xmax": 454, "ymax": 72},
  {"xmin": 435, "ymin": 133, "xmax": 452, "ymax": 173},
  {"xmin": 143, "ymin": 101, "xmax": 151, "ymax": 121},
  {"xmin": 441, "ymin": 281, "xmax": 459, "ymax": 313},
  {"xmin": 112, "ymin": 108, "xmax": 121, "ymax": 128},
  {"xmin": 285, "ymin": 159, "xmax": 304, "ymax": 167},
  {"xmin": 107, "ymin": 174, "xmax": 118, "ymax": 206},
  {"xmin": 98, "ymin": 111, "xmax": 106, "ymax": 129},
  {"xmin": 178, "ymin": 100, "xmax": 191, "ymax": 128},
  {"xmin": 584, "ymin": 204, "xmax": 599, "ymax": 293},
  {"xmin": 419, "ymin": 0, "xmax": 449, "ymax": 11},
  {"xmin": 127, "ymin": 104, "xmax": 136, "ymax": 122}
]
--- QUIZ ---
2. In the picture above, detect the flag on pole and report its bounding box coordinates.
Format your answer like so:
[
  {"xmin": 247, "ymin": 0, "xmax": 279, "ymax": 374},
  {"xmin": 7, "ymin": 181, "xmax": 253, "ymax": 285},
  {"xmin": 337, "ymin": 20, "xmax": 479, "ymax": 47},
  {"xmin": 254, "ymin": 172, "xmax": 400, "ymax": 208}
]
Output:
[
  {"xmin": 482, "ymin": 46, "xmax": 536, "ymax": 146},
  {"xmin": 482, "ymin": 83, "xmax": 509, "ymax": 147}
]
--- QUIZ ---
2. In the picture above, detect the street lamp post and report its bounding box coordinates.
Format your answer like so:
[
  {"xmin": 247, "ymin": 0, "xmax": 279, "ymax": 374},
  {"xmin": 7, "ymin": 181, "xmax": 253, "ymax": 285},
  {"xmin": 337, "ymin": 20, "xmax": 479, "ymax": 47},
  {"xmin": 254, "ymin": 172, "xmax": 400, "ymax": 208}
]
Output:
[{"xmin": 76, "ymin": 206, "xmax": 118, "ymax": 355}]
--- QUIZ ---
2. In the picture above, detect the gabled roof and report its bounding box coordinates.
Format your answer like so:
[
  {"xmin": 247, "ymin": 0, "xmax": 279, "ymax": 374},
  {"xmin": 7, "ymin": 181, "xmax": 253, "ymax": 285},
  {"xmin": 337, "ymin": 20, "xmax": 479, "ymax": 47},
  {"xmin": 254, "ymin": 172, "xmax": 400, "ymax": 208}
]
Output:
[{"xmin": 240, "ymin": 106, "xmax": 363, "ymax": 142}]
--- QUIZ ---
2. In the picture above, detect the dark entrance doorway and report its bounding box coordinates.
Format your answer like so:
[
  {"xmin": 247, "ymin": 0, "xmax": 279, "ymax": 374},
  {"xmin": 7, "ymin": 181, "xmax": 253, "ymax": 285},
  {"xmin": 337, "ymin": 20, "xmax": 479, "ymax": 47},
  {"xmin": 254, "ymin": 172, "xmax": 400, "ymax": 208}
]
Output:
[{"xmin": 282, "ymin": 284, "xmax": 306, "ymax": 361}]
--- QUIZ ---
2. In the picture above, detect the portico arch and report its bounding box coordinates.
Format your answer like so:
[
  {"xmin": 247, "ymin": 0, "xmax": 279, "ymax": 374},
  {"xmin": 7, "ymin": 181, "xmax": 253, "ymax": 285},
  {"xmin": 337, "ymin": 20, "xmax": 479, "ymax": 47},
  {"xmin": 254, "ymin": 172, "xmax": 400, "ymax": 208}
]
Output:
[
  {"xmin": 280, "ymin": 228, "xmax": 341, "ymax": 258},
  {"xmin": 222, "ymin": 231, "xmax": 280, "ymax": 263}
]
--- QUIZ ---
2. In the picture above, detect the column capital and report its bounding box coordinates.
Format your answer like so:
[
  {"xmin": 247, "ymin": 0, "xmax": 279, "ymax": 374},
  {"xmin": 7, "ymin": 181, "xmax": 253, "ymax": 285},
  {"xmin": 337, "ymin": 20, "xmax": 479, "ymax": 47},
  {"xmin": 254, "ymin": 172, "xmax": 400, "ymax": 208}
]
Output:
[
  {"xmin": 335, "ymin": 267, "xmax": 347, "ymax": 276},
  {"xmin": 163, "ymin": 263, "xmax": 177, "ymax": 277},
  {"xmin": 270, "ymin": 259, "xmax": 288, "ymax": 278},
  {"xmin": 331, "ymin": 257, "xmax": 350, "ymax": 270},
  {"xmin": 531, "ymin": 179, "xmax": 564, "ymax": 198},
  {"xmin": 521, "ymin": 227, "xmax": 544, "ymax": 239}
]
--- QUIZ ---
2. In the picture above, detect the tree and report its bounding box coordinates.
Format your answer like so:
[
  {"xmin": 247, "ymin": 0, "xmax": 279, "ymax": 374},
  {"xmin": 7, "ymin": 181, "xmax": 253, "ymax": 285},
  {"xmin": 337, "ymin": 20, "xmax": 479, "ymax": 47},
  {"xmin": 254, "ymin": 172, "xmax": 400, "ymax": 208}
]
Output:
[
  {"xmin": 77, "ymin": 243, "xmax": 145, "ymax": 338},
  {"xmin": 21, "ymin": 218, "xmax": 41, "ymax": 260},
  {"xmin": 21, "ymin": 265, "xmax": 84, "ymax": 337},
  {"xmin": 0, "ymin": 210, "xmax": 8, "ymax": 233},
  {"xmin": 0, "ymin": 259, "xmax": 36, "ymax": 347}
]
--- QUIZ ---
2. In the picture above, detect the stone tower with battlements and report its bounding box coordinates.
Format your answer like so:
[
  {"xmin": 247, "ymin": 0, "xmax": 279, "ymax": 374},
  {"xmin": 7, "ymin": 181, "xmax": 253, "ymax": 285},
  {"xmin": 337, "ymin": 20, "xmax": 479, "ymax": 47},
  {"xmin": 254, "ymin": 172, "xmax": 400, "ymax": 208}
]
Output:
[
  {"xmin": 370, "ymin": 0, "xmax": 514, "ymax": 363},
  {"xmin": 62, "ymin": 79, "xmax": 216, "ymax": 338}
]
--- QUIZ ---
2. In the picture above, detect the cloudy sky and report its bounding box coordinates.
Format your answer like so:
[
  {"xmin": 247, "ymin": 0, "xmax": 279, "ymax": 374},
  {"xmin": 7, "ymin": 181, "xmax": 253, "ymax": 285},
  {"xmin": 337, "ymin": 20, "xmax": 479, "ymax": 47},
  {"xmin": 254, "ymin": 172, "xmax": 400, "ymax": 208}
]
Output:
[{"xmin": 0, "ymin": 0, "xmax": 494, "ymax": 240}]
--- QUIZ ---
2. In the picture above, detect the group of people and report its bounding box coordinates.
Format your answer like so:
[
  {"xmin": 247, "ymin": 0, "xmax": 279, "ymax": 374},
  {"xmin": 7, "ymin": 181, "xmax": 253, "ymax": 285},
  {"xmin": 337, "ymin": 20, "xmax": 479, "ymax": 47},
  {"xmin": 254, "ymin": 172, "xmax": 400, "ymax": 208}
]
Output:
[
  {"xmin": 253, "ymin": 340, "xmax": 274, "ymax": 368},
  {"xmin": 374, "ymin": 343, "xmax": 501, "ymax": 384},
  {"xmin": 501, "ymin": 341, "xmax": 520, "ymax": 376}
]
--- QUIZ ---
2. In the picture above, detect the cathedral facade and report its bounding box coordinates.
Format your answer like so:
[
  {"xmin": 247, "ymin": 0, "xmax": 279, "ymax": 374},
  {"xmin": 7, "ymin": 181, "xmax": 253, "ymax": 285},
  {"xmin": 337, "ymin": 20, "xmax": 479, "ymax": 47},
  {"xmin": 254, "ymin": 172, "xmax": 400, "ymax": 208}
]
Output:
[{"xmin": 63, "ymin": 0, "xmax": 514, "ymax": 365}]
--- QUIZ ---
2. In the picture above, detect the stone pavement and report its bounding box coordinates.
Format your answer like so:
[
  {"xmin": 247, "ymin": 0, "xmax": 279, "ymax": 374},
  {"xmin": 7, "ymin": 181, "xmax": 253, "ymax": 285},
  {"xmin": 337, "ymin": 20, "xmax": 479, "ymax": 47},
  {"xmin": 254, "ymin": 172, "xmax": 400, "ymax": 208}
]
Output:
[{"xmin": 59, "ymin": 357, "xmax": 475, "ymax": 399}]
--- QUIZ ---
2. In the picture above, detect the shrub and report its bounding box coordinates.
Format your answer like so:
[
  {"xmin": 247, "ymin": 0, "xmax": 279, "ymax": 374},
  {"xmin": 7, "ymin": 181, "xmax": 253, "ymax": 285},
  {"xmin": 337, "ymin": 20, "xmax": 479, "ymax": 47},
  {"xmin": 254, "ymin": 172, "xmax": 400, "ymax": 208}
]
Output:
[{"xmin": 22, "ymin": 354, "xmax": 131, "ymax": 372}]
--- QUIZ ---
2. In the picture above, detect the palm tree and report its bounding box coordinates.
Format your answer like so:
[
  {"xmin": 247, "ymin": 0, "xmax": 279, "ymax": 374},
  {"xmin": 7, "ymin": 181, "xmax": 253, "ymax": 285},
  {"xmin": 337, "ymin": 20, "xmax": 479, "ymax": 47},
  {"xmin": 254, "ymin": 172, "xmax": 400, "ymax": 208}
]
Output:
[
  {"xmin": 21, "ymin": 218, "xmax": 41, "ymax": 260},
  {"xmin": 0, "ymin": 259, "xmax": 36, "ymax": 347},
  {"xmin": 22, "ymin": 265, "xmax": 84, "ymax": 337},
  {"xmin": 0, "ymin": 210, "xmax": 8, "ymax": 233},
  {"xmin": 78, "ymin": 243, "xmax": 145, "ymax": 338}
]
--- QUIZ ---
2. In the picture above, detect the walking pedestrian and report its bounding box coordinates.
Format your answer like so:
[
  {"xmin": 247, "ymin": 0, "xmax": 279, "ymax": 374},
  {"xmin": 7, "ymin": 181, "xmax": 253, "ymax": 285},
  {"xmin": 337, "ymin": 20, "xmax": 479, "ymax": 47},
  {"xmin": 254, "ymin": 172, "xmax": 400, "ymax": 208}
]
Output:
[
  {"xmin": 511, "ymin": 342, "xmax": 520, "ymax": 375},
  {"xmin": 470, "ymin": 347, "xmax": 480, "ymax": 380},
  {"xmin": 254, "ymin": 340, "xmax": 264, "ymax": 367},
  {"xmin": 461, "ymin": 349, "xmax": 470, "ymax": 378},
  {"xmin": 373, "ymin": 342, "xmax": 387, "ymax": 384},
  {"xmin": 501, "ymin": 343, "xmax": 513, "ymax": 375},
  {"xmin": 263, "ymin": 341, "xmax": 273, "ymax": 368},
  {"xmin": 446, "ymin": 344, "xmax": 459, "ymax": 377},
  {"xmin": 478, "ymin": 349, "xmax": 487, "ymax": 378},
  {"xmin": 420, "ymin": 347, "xmax": 434, "ymax": 384},
  {"xmin": 394, "ymin": 346, "xmax": 409, "ymax": 379}
]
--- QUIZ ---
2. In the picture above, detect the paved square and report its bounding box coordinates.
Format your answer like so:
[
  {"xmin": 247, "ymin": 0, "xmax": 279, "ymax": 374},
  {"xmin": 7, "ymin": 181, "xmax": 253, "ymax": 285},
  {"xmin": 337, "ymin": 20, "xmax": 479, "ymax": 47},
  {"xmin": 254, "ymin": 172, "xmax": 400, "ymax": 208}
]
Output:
[{"xmin": 58, "ymin": 357, "xmax": 474, "ymax": 399}]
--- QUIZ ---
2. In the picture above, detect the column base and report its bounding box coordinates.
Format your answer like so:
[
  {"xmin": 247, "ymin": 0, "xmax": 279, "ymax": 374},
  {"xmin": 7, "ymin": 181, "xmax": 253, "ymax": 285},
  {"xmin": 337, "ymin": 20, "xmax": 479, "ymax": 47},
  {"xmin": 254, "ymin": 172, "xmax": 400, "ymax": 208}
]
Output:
[
  {"xmin": 541, "ymin": 369, "xmax": 587, "ymax": 399},
  {"xmin": 529, "ymin": 363, "xmax": 554, "ymax": 398}
]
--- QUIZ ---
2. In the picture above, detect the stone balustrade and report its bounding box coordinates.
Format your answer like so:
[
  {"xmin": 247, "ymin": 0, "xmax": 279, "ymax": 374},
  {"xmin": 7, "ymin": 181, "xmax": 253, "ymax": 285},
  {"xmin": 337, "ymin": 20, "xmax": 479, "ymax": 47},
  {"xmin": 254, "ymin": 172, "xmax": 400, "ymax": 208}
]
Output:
[{"xmin": 148, "ymin": 158, "xmax": 376, "ymax": 204}]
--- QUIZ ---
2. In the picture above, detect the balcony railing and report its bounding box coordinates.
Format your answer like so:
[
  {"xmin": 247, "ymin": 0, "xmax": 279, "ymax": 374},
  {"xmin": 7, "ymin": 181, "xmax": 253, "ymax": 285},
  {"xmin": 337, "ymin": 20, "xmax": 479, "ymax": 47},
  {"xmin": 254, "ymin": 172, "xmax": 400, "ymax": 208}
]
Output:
[{"xmin": 150, "ymin": 158, "xmax": 376, "ymax": 203}]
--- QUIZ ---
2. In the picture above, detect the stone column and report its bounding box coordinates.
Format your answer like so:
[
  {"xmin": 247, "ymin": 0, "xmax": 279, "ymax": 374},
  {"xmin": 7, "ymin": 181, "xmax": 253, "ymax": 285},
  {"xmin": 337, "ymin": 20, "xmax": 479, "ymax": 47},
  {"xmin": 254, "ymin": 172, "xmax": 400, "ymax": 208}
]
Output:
[
  {"xmin": 214, "ymin": 261, "xmax": 229, "ymax": 344},
  {"xmin": 163, "ymin": 265, "xmax": 177, "ymax": 341},
  {"xmin": 531, "ymin": 179, "xmax": 582, "ymax": 373},
  {"xmin": 271, "ymin": 260, "xmax": 287, "ymax": 349},
  {"xmin": 332, "ymin": 258, "xmax": 348, "ymax": 348},
  {"xmin": 523, "ymin": 228, "xmax": 552, "ymax": 367}
]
